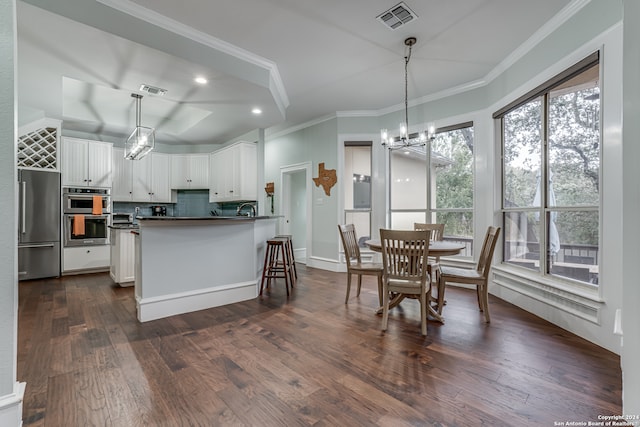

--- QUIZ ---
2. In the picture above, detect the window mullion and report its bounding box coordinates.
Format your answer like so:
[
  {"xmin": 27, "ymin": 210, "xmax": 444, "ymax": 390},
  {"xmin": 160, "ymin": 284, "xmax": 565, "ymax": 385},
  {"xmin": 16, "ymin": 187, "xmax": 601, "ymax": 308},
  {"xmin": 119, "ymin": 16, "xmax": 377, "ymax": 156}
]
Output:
[{"xmin": 542, "ymin": 93, "xmax": 550, "ymax": 275}]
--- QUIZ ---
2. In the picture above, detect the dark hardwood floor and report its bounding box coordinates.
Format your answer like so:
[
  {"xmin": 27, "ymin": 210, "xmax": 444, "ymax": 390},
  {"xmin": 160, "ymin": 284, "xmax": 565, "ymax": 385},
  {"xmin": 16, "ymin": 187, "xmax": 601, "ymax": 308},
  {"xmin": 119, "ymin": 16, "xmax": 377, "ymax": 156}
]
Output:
[{"xmin": 18, "ymin": 265, "xmax": 621, "ymax": 426}]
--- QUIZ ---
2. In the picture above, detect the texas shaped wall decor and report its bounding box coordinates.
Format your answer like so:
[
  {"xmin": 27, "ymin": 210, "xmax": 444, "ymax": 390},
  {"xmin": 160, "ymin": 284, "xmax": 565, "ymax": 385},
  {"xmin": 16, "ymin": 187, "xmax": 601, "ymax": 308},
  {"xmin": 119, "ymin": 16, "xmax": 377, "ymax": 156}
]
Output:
[{"xmin": 313, "ymin": 162, "xmax": 337, "ymax": 196}]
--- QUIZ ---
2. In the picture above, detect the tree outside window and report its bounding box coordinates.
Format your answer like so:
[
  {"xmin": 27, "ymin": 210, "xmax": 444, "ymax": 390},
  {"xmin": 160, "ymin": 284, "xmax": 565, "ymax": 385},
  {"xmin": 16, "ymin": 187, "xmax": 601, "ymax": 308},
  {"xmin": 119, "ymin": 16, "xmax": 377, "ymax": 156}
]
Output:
[
  {"xmin": 390, "ymin": 124, "xmax": 474, "ymax": 256},
  {"xmin": 501, "ymin": 60, "xmax": 600, "ymax": 285}
]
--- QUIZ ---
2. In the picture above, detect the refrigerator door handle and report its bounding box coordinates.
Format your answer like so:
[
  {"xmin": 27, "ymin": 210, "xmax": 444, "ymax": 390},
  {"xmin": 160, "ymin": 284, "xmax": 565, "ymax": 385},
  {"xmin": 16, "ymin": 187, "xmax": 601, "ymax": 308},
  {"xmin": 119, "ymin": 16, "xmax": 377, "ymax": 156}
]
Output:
[
  {"xmin": 19, "ymin": 243, "xmax": 56, "ymax": 249},
  {"xmin": 21, "ymin": 181, "xmax": 26, "ymax": 234}
]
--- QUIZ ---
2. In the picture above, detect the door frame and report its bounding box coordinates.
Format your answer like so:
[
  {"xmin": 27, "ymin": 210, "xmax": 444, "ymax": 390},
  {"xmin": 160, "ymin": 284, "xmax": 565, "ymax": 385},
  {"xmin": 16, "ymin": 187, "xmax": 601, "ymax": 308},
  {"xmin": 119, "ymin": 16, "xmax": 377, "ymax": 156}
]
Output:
[{"xmin": 279, "ymin": 162, "xmax": 312, "ymax": 263}]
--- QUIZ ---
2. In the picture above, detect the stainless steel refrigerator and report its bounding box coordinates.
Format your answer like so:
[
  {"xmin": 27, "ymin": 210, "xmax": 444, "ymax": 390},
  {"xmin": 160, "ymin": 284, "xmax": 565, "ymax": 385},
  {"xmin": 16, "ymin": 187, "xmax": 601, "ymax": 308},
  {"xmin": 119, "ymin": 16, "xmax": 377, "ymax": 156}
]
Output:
[{"xmin": 18, "ymin": 169, "xmax": 61, "ymax": 280}]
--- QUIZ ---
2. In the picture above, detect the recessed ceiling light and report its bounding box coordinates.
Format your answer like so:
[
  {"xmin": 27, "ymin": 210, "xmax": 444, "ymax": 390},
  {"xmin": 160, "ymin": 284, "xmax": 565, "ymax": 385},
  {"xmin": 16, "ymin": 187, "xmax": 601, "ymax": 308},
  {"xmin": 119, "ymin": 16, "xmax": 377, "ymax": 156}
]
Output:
[
  {"xmin": 194, "ymin": 76, "xmax": 208, "ymax": 84},
  {"xmin": 252, "ymin": 108, "xmax": 262, "ymax": 115}
]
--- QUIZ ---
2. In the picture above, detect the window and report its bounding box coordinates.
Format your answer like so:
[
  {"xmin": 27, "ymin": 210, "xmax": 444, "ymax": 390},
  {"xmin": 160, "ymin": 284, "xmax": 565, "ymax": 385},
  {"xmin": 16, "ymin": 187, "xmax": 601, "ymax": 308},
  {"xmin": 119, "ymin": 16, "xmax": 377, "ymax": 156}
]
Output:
[
  {"xmin": 344, "ymin": 142, "xmax": 372, "ymax": 247},
  {"xmin": 498, "ymin": 53, "xmax": 600, "ymax": 285},
  {"xmin": 389, "ymin": 123, "xmax": 474, "ymax": 256}
]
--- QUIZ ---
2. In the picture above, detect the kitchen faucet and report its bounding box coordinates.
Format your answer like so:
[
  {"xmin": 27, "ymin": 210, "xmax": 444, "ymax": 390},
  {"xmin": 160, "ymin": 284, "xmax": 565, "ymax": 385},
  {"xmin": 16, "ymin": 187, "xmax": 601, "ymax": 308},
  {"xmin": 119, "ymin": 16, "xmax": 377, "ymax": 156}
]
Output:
[{"xmin": 236, "ymin": 202, "xmax": 256, "ymax": 217}]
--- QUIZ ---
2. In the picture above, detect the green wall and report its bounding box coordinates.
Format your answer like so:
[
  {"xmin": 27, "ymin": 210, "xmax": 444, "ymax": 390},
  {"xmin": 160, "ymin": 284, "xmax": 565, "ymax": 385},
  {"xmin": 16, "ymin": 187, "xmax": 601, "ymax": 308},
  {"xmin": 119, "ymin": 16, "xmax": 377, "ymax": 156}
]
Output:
[{"xmin": 265, "ymin": 118, "xmax": 338, "ymax": 260}]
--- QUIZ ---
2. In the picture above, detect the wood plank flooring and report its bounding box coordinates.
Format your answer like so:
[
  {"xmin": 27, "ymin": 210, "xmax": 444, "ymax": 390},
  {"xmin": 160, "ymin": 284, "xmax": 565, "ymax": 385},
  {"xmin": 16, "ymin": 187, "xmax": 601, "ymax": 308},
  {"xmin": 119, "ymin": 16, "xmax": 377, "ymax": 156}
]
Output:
[{"xmin": 18, "ymin": 265, "xmax": 622, "ymax": 426}]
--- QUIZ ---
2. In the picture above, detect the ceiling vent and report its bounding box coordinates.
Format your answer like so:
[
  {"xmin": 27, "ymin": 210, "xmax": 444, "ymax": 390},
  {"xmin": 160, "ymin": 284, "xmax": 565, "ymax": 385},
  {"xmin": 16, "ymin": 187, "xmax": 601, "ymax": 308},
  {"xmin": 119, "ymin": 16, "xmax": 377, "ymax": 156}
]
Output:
[
  {"xmin": 139, "ymin": 84, "xmax": 167, "ymax": 96},
  {"xmin": 377, "ymin": 2, "xmax": 418, "ymax": 30}
]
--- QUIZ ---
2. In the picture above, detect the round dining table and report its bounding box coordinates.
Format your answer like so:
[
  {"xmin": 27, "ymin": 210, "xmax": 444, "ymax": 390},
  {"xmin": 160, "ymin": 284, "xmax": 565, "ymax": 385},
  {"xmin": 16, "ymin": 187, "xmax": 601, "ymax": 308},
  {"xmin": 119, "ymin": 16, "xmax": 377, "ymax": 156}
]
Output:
[
  {"xmin": 364, "ymin": 239, "xmax": 465, "ymax": 323},
  {"xmin": 364, "ymin": 239, "xmax": 465, "ymax": 257}
]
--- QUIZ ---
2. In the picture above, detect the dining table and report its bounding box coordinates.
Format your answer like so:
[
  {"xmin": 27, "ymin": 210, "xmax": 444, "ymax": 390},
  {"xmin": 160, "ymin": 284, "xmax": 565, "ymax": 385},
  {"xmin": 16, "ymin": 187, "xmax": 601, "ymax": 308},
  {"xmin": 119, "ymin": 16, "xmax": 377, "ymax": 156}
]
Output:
[{"xmin": 364, "ymin": 238, "xmax": 465, "ymax": 323}]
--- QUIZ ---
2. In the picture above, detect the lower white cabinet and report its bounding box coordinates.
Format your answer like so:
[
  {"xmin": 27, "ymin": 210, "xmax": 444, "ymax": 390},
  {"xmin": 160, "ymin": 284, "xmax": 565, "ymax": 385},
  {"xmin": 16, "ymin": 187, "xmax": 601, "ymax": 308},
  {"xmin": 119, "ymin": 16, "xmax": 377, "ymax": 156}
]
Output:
[
  {"xmin": 110, "ymin": 228, "xmax": 136, "ymax": 286},
  {"xmin": 63, "ymin": 245, "xmax": 110, "ymax": 273}
]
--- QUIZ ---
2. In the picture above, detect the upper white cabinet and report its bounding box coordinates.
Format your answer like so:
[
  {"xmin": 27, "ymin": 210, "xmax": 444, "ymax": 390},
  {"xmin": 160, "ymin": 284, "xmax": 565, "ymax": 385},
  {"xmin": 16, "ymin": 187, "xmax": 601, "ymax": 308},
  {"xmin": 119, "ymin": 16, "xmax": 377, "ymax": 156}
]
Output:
[
  {"xmin": 171, "ymin": 154, "xmax": 209, "ymax": 189},
  {"xmin": 209, "ymin": 141, "xmax": 257, "ymax": 202},
  {"xmin": 112, "ymin": 148, "xmax": 172, "ymax": 202},
  {"xmin": 61, "ymin": 137, "xmax": 112, "ymax": 188}
]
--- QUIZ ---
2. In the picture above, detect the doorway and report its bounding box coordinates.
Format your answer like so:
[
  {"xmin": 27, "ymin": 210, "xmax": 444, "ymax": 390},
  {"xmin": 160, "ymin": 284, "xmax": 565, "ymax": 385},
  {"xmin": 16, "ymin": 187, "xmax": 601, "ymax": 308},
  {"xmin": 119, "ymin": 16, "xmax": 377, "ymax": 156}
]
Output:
[{"xmin": 280, "ymin": 162, "xmax": 312, "ymax": 264}]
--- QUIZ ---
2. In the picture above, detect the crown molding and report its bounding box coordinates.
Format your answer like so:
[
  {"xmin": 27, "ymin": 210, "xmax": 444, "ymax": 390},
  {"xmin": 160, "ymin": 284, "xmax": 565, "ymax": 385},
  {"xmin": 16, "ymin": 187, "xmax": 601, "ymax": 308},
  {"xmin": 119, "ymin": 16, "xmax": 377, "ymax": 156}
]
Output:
[
  {"xmin": 485, "ymin": 0, "xmax": 592, "ymax": 82},
  {"xmin": 267, "ymin": 114, "xmax": 337, "ymax": 140}
]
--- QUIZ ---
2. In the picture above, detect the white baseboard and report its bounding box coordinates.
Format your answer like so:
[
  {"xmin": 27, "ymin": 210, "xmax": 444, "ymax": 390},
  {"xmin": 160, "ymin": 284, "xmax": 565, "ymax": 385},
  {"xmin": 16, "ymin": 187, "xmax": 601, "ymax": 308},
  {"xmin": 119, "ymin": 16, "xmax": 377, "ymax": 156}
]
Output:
[
  {"xmin": 136, "ymin": 280, "xmax": 257, "ymax": 322},
  {"xmin": 293, "ymin": 248, "xmax": 306, "ymax": 263},
  {"xmin": 0, "ymin": 382, "xmax": 26, "ymax": 427},
  {"xmin": 306, "ymin": 256, "xmax": 341, "ymax": 272}
]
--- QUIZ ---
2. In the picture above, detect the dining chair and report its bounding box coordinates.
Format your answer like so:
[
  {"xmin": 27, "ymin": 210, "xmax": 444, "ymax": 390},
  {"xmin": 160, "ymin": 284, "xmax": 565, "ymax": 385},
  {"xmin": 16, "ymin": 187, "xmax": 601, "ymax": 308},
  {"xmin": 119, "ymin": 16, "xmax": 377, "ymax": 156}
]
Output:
[
  {"xmin": 437, "ymin": 226, "xmax": 501, "ymax": 322},
  {"xmin": 337, "ymin": 224, "xmax": 384, "ymax": 305},
  {"xmin": 380, "ymin": 229, "xmax": 431, "ymax": 336},
  {"xmin": 414, "ymin": 223, "xmax": 445, "ymax": 304},
  {"xmin": 413, "ymin": 223, "xmax": 444, "ymax": 241}
]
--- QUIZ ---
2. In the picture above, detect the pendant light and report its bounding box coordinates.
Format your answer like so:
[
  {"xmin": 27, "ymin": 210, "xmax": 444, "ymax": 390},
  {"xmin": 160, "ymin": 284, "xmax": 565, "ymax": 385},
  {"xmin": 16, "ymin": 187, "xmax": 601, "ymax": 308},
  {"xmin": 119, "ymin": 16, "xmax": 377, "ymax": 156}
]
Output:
[
  {"xmin": 381, "ymin": 37, "xmax": 435, "ymax": 149},
  {"xmin": 125, "ymin": 93, "xmax": 155, "ymax": 160}
]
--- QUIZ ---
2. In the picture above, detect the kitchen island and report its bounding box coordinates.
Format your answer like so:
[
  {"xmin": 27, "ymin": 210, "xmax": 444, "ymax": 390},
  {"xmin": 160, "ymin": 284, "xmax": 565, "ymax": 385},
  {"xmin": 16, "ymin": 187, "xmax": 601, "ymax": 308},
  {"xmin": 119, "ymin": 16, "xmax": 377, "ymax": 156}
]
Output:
[{"xmin": 134, "ymin": 216, "xmax": 277, "ymax": 322}]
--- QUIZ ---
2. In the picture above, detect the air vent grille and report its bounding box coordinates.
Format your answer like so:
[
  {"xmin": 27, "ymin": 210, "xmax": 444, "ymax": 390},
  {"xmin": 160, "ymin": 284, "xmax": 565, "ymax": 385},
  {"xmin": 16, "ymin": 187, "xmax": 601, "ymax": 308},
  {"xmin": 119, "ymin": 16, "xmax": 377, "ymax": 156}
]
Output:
[
  {"xmin": 377, "ymin": 2, "xmax": 418, "ymax": 30},
  {"xmin": 139, "ymin": 84, "xmax": 167, "ymax": 96}
]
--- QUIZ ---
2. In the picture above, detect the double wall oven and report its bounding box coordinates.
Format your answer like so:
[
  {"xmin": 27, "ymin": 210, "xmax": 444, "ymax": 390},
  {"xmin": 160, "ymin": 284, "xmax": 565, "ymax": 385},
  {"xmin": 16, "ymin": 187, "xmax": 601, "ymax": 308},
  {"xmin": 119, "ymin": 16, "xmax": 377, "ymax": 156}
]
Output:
[{"xmin": 63, "ymin": 188, "xmax": 111, "ymax": 247}]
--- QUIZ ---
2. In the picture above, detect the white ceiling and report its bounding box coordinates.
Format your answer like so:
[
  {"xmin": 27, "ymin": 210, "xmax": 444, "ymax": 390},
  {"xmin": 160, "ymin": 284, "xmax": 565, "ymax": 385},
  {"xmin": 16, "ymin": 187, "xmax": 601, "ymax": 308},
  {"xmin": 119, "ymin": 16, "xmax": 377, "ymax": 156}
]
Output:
[{"xmin": 17, "ymin": 0, "xmax": 574, "ymax": 146}]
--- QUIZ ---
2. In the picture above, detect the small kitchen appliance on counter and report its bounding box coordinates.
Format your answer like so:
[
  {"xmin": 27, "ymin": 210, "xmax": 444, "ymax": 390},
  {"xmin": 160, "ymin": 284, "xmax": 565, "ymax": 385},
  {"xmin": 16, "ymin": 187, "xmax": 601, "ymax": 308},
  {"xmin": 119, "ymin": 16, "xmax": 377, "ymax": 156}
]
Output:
[
  {"xmin": 151, "ymin": 205, "xmax": 167, "ymax": 216},
  {"xmin": 112, "ymin": 212, "xmax": 134, "ymax": 225}
]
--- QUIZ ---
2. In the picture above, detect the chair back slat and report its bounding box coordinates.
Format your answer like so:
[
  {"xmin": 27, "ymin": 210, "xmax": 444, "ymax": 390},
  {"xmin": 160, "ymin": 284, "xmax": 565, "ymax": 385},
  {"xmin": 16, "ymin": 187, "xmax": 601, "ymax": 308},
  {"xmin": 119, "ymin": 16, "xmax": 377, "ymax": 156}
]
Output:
[
  {"xmin": 380, "ymin": 229, "xmax": 430, "ymax": 281},
  {"xmin": 413, "ymin": 223, "xmax": 445, "ymax": 241},
  {"xmin": 338, "ymin": 224, "xmax": 361, "ymax": 266},
  {"xmin": 476, "ymin": 226, "xmax": 501, "ymax": 277}
]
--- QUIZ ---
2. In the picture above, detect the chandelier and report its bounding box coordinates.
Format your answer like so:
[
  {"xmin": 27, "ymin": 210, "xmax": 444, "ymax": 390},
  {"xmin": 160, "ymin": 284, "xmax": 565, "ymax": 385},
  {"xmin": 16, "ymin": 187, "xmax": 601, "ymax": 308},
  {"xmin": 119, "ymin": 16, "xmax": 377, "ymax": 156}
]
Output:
[
  {"xmin": 381, "ymin": 37, "xmax": 435, "ymax": 149},
  {"xmin": 125, "ymin": 93, "xmax": 155, "ymax": 160}
]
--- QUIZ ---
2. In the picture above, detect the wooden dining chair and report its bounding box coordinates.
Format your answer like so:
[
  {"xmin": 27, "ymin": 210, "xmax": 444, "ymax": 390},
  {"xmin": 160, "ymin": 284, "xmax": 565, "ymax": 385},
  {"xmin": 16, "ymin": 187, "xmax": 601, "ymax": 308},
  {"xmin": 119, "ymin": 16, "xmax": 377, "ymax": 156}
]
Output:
[
  {"xmin": 337, "ymin": 224, "xmax": 384, "ymax": 305},
  {"xmin": 380, "ymin": 229, "xmax": 431, "ymax": 336},
  {"xmin": 438, "ymin": 226, "xmax": 501, "ymax": 322},
  {"xmin": 414, "ymin": 223, "xmax": 445, "ymax": 303},
  {"xmin": 413, "ymin": 223, "xmax": 444, "ymax": 241}
]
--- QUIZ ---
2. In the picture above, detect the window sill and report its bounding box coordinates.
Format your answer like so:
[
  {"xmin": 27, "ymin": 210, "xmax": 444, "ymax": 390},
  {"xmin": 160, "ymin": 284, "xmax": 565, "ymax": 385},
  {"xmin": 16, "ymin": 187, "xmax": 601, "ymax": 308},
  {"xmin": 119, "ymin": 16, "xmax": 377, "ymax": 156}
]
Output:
[{"xmin": 491, "ymin": 264, "xmax": 603, "ymax": 325}]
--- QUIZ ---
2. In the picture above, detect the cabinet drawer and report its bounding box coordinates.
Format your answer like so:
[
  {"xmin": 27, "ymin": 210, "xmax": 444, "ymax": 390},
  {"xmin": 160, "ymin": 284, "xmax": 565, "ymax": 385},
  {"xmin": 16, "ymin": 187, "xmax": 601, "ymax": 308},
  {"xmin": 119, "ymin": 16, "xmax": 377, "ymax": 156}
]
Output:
[{"xmin": 64, "ymin": 245, "xmax": 110, "ymax": 272}]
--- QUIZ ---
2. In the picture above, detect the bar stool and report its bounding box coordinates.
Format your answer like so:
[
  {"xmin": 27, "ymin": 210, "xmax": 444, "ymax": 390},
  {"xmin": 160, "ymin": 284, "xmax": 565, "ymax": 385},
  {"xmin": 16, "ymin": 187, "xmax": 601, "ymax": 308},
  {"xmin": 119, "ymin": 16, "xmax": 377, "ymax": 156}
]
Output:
[
  {"xmin": 260, "ymin": 237, "xmax": 293, "ymax": 296},
  {"xmin": 275, "ymin": 234, "xmax": 297, "ymax": 280}
]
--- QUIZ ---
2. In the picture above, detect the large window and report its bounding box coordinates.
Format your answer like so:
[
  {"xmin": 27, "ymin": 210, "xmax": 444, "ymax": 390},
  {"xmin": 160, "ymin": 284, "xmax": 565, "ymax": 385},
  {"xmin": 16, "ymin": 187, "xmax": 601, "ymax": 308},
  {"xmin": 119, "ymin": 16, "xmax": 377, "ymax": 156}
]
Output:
[
  {"xmin": 389, "ymin": 123, "xmax": 474, "ymax": 256},
  {"xmin": 344, "ymin": 142, "xmax": 372, "ymax": 247},
  {"xmin": 498, "ymin": 53, "xmax": 600, "ymax": 285}
]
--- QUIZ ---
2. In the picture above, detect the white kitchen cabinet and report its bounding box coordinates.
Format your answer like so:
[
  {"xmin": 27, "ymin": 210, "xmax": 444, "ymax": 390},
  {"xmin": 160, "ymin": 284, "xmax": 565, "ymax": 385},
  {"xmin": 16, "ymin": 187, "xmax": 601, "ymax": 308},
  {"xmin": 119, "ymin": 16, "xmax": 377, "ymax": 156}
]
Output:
[
  {"xmin": 63, "ymin": 245, "xmax": 110, "ymax": 273},
  {"xmin": 149, "ymin": 152, "xmax": 172, "ymax": 202},
  {"xmin": 209, "ymin": 141, "xmax": 257, "ymax": 202},
  {"xmin": 111, "ymin": 147, "xmax": 133, "ymax": 200},
  {"xmin": 112, "ymin": 148, "xmax": 172, "ymax": 202},
  {"xmin": 110, "ymin": 228, "xmax": 136, "ymax": 285},
  {"xmin": 61, "ymin": 137, "xmax": 112, "ymax": 188},
  {"xmin": 171, "ymin": 154, "xmax": 209, "ymax": 189}
]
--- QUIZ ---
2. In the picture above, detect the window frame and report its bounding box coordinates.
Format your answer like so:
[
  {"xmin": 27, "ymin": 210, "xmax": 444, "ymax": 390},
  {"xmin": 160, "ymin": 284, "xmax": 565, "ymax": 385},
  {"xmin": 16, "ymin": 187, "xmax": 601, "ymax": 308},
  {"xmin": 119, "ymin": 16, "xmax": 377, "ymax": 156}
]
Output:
[
  {"xmin": 343, "ymin": 141, "xmax": 373, "ymax": 247},
  {"xmin": 388, "ymin": 121, "xmax": 475, "ymax": 257},
  {"xmin": 496, "ymin": 52, "xmax": 601, "ymax": 287}
]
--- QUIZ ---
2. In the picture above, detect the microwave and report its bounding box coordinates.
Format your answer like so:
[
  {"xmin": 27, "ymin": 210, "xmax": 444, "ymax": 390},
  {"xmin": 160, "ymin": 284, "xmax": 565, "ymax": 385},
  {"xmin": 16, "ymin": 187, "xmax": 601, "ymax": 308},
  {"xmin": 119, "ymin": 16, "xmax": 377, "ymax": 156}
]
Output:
[
  {"xmin": 112, "ymin": 212, "xmax": 133, "ymax": 224},
  {"xmin": 63, "ymin": 187, "xmax": 111, "ymax": 214}
]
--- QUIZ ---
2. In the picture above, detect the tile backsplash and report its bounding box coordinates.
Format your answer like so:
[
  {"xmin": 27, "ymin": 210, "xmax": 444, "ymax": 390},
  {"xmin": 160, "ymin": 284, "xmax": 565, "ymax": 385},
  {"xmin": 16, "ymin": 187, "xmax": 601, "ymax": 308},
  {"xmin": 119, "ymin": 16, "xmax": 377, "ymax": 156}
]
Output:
[{"xmin": 113, "ymin": 190, "xmax": 256, "ymax": 219}]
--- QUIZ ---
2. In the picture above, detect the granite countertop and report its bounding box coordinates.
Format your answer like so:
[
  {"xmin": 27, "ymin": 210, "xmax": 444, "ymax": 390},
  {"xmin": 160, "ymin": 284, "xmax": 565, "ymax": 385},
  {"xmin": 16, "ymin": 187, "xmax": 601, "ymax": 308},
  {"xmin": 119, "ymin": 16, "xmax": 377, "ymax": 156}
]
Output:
[
  {"xmin": 136, "ymin": 215, "xmax": 279, "ymax": 221},
  {"xmin": 109, "ymin": 224, "xmax": 140, "ymax": 229}
]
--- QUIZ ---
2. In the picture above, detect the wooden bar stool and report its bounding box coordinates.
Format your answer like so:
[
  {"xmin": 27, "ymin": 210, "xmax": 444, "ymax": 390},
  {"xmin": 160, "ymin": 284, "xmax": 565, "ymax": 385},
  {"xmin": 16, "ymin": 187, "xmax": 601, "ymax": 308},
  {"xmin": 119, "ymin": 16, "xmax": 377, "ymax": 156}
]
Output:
[
  {"xmin": 275, "ymin": 234, "xmax": 297, "ymax": 281},
  {"xmin": 260, "ymin": 237, "xmax": 292, "ymax": 296}
]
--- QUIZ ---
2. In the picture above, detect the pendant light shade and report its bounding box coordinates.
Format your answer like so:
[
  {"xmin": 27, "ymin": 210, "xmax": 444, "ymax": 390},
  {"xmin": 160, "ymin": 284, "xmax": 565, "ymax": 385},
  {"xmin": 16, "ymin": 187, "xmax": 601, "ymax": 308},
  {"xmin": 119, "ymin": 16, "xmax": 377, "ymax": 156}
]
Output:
[{"xmin": 125, "ymin": 93, "xmax": 155, "ymax": 160}]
